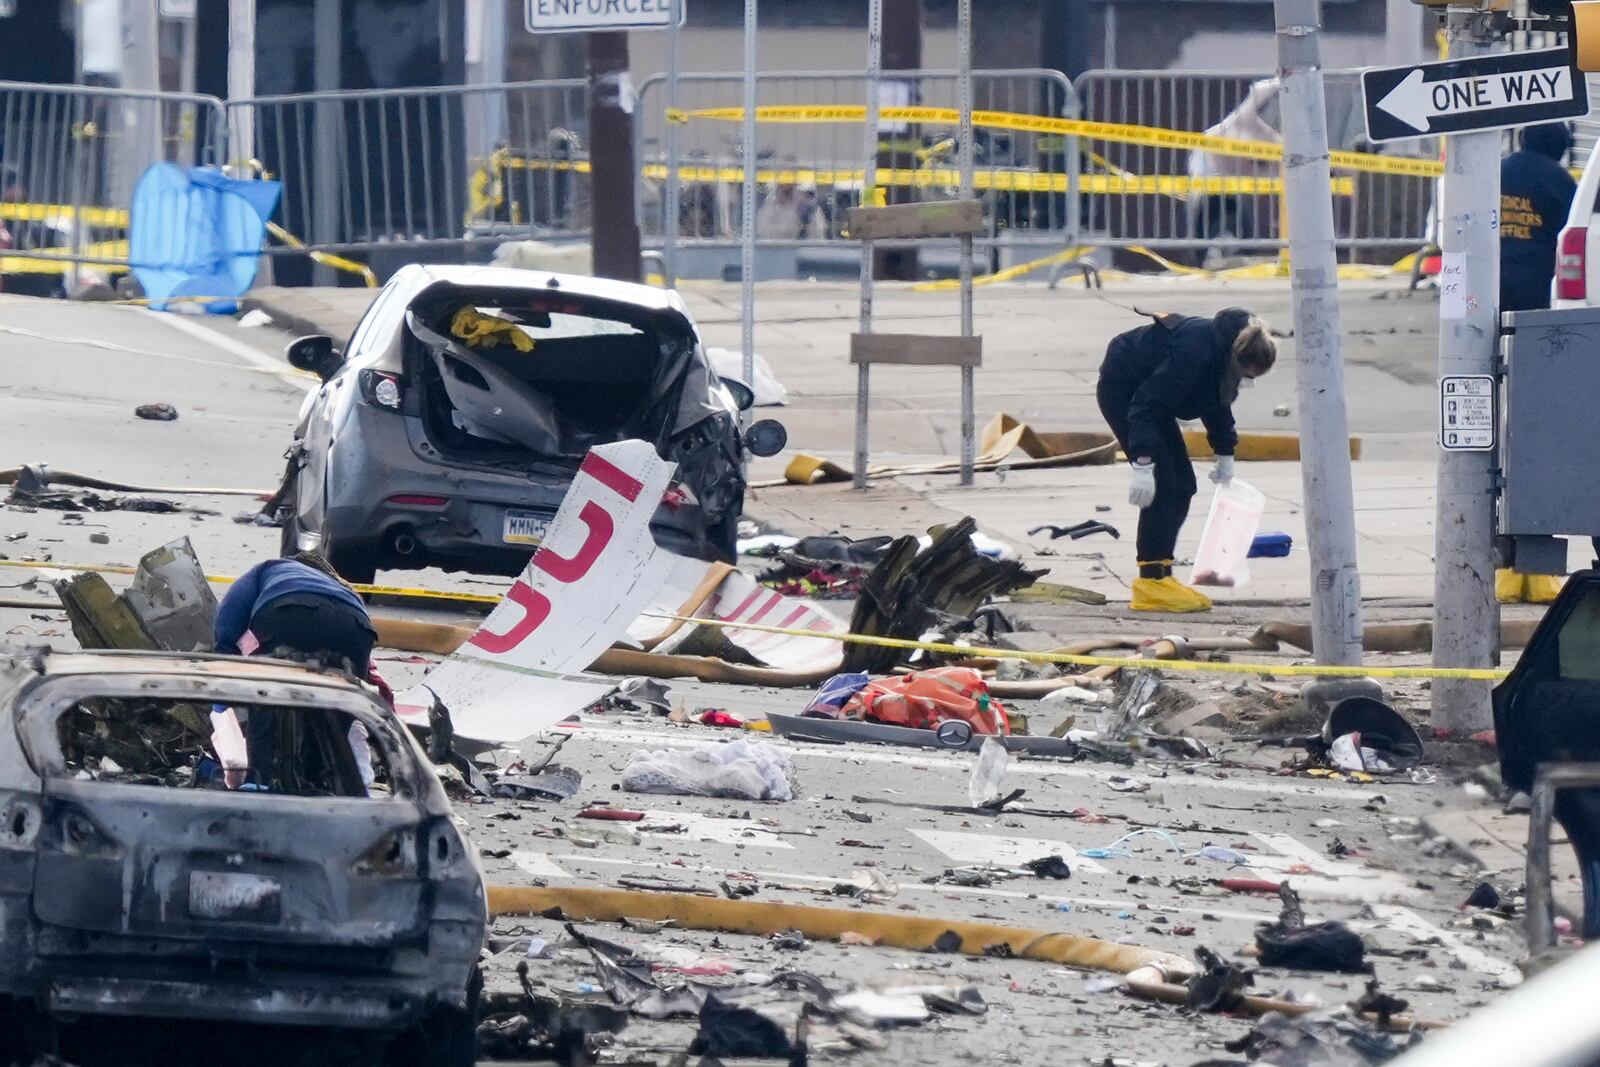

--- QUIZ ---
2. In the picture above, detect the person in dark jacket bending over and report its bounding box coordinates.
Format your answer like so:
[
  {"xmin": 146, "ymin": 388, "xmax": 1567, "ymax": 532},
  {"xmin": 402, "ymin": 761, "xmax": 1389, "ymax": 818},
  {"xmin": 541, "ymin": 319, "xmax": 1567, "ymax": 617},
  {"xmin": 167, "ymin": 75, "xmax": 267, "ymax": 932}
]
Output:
[
  {"xmin": 1098, "ymin": 308, "xmax": 1277, "ymax": 613},
  {"xmin": 214, "ymin": 552, "xmax": 379, "ymax": 788}
]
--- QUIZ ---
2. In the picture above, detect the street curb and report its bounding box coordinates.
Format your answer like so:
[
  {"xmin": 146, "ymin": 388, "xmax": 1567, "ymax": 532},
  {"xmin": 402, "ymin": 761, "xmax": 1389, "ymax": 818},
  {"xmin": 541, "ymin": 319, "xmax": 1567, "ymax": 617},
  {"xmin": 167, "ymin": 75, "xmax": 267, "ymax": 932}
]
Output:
[{"xmin": 240, "ymin": 294, "xmax": 332, "ymax": 339}]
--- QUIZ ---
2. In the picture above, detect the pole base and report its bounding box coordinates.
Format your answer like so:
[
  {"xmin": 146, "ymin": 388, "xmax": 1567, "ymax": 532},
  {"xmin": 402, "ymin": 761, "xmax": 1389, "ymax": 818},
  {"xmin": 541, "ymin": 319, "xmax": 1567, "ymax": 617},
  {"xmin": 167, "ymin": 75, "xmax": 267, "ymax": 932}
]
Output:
[{"xmin": 1299, "ymin": 676, "xmax": 1385, "ymax": 722}]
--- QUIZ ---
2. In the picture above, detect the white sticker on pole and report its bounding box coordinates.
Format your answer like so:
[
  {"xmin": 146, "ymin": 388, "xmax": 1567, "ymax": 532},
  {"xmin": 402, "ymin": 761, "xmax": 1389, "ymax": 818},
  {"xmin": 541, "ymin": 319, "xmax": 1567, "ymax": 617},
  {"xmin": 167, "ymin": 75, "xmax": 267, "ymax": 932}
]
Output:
[
  {"xmin": 397, "ymin": 440, "xmax": 675, "ymax": 743},
  {"xmin": 1439, "ymin": 375, "xmax": 1495, "ymax": 452},
  {"xmin": 525, "ymin": 0, "xmax": 685, "ymax": 33},
  {"xmin": 1439, "ymin": 252, "xmax": 1467, "ymax": 320}
]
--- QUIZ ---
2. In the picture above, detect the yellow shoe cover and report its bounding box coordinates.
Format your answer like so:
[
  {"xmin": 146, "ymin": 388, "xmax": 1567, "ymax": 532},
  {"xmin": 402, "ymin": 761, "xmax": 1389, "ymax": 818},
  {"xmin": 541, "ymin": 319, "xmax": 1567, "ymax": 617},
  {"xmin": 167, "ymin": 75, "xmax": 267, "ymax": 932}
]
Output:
[
  {"xmin": 1525, "ymin": 574, "xmax": 1563, "ymax": 604},
  {"xmin": 1131, "ymin": 576, "xmax": 1213, "ymax": 613},
  {"xmin": 1495, "ymin": 568, "xmax": 1525, "ymax": 604}
]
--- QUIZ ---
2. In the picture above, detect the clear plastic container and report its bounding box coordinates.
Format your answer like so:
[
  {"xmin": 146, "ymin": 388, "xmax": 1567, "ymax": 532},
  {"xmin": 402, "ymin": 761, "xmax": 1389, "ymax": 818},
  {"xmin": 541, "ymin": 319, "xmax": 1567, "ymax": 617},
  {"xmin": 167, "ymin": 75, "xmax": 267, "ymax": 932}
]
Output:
[{"xmin": 1189, "ymin": 477, "xmax": 1266, "ymax": 588}]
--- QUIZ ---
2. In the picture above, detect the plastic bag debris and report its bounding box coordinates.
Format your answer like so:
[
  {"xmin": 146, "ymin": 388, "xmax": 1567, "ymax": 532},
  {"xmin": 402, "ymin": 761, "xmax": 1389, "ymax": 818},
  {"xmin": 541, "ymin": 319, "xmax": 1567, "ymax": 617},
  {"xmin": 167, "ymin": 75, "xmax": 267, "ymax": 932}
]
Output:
[
  {"xmin": 833, "ymin": 989, "xmax": 930, "ymax": 1025},
  {"xmin": 1322, "ymin": 697, "xmax": 1424, "ymax": 773},
  {"xmin": 622, "ymin": 739, "xmax": 795, "ymax": 801},
  {"xmin": 1041, "ymin": 685, "xmax": 1113, "ymax": 706},
  {"xmin": 968, "ymin": 737, "xmax": 1010, "ymax": 808},
  {"xmin": 1079, "ymin": 828, "xmax": 1184, "ymax": 861},
  {"xmin": 690, "ymin": 990, "xmax": 803, "ymax": 1059}
]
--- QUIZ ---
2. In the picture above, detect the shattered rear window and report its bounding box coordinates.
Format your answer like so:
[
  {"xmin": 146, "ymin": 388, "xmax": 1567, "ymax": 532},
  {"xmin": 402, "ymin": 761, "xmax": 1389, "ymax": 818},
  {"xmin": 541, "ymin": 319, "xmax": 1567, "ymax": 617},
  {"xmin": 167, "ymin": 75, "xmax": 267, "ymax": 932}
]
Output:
[{"xmin": 54, "ymin": 698, "xmax": 395, "ymax": 800}]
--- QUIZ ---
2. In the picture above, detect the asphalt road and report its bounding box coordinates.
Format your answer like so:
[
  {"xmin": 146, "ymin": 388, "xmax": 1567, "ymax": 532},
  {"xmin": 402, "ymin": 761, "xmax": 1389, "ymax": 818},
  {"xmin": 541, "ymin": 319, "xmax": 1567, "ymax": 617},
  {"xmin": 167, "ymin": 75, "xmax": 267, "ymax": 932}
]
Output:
[{"xmin": 0, "ymin": 292, "xmax": 1529, "ymax": 1066}]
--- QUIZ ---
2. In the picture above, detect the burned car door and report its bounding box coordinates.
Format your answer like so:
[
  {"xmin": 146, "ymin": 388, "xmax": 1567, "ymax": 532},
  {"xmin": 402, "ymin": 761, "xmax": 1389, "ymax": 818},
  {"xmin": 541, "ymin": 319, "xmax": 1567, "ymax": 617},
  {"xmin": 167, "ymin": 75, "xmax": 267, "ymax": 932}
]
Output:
[
  {"xmin": 0, "ymin": 654, "xmax": 43, "ymax": 975},
  {"xmin": 1494, "ymin": 568, "xmax": 1600, "ymax": 935}
]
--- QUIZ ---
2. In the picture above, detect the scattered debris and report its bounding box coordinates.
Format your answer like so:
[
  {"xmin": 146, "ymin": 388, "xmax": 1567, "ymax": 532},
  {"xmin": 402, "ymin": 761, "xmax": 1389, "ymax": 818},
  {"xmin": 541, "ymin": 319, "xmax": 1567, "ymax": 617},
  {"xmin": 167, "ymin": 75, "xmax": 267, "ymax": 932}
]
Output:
[
  {"xmin": 134, "ymin": 403, "xmax": 179, "ymax": 421},
  {"xmin": 621, "ymin": 739, "xmax": 795, "ymax": 801},
  {"xmin": 1255, "ymin": 887, "xmax": 1370, "ymax": 975}
]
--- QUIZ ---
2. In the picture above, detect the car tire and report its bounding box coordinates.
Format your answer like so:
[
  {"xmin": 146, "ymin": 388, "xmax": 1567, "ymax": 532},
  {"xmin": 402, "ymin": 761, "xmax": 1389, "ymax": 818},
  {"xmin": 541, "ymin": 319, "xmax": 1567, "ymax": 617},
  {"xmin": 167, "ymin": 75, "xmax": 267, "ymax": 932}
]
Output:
[
  {"xmin": 327, "ymin": 540, "xmax": 378, "ymax": 586},
  {"xmin": 385, "ymin": 969, "xmax": 481, "ymax": 1067}
]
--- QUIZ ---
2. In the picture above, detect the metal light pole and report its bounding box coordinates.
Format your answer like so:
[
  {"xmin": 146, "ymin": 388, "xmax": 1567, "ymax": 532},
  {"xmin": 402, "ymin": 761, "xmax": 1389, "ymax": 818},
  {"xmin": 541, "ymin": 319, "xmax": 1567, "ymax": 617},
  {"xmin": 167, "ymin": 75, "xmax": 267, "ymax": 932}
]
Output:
[
  {"xmin": 586, "ymin": 30, "xmax": 643, "ymax": 282},
  {"xmin": 1432, "ymin": 8, "xmax": 1501, "ymax": 733},
  {"xmin": 739, "ymin": 0, "xmax": 758, "ymax": 418},
  {"xmin": 1272, "ymin": 0, "xmax": 1372, "ymax": 703},
  {"xmin": 854, "ymin": 0, "xmax": 883, "ymax": 492},
  {"xmin": 957, "ymin": 0, "xmax": 975, "ymax": 485},
  {"xmin": 311, "ymin": 0, "xmax": 340, "ymax": 286},
  {"xmin": 662, "ymin": 0, "xmax": 683, "ymax": 287}
]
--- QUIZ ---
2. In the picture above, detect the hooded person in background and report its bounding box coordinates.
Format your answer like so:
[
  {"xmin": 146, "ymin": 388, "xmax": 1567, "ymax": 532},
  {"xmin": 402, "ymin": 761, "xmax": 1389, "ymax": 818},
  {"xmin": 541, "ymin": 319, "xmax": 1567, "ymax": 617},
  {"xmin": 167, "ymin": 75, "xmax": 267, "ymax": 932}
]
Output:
[
  {"xmin": 1097, "ymin": 308, "xmax": 1278, "ymax": 613},
  {"xmin": 1500, "ymin": 122, "xmax": 1576, "ymax": 314},
  {"xmin": 1496, "ymin": 123, "xmax": 1579, "ymax": 604}
]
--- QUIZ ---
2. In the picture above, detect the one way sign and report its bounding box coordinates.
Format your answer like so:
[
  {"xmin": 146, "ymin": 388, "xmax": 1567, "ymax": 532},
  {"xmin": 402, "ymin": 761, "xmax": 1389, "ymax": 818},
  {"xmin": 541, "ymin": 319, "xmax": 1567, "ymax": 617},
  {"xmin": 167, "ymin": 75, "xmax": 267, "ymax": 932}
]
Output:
[{"xmin": 1362, "ymin": 48, "xmax": 1589, "ymax": 143}]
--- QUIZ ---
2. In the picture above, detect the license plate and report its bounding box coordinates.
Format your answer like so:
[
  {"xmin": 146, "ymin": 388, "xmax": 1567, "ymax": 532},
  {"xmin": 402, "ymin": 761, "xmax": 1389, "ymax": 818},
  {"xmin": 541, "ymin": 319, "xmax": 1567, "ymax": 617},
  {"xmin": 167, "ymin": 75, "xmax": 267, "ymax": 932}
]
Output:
[
  {"xmin": 188, "ymin": 870, "xmax": 282, "ymax": 923},
  {"xmin": 503, "ymin": 510, "xmax": 550, "ymax": 546}
]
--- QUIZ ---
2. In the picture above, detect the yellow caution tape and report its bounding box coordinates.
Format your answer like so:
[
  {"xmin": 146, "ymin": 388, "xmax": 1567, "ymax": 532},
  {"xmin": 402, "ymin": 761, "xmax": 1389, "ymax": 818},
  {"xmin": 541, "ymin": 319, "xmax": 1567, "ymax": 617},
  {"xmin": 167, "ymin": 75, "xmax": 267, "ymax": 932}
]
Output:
[
  {"xmin": 472, "ymin": 157, "xmax": 1352, "ymax": 199},
  {"xmin": 5, "ymin": 558, "xmax": 1503, "ymax": 681},
  {"xmin": 265, "ymin": 222, "xmax": 378, "ymax": 288},
  {"xmin": 642, "ymin": 611, "xmax": 1509, "ymax": 682},
  {"xmin": 670, "ymin": 104, "xmax": 1446, "ymax": 180},
  {"xmin": 0, "ymin": 202, "xmax": 130, "ymax": 227},
  {"xmin": 0, "ymin": 559, "xmax": 498, "ymax": 607},
  {"xmin": 0, "ymin": 240, "xmax": 129, "ymax": 274}
]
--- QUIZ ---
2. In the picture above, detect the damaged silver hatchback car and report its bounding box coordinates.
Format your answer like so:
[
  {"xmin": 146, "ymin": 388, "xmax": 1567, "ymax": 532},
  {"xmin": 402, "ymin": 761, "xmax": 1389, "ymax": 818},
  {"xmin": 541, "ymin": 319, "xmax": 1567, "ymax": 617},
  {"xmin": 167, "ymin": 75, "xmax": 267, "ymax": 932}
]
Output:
[
  {"xmin": 273, "ymin": 264, "xmax": 786, "ymax": 583},
  {"xmin": 0, "ymin": 645, "xmax": 487, "ymax": 1066}
]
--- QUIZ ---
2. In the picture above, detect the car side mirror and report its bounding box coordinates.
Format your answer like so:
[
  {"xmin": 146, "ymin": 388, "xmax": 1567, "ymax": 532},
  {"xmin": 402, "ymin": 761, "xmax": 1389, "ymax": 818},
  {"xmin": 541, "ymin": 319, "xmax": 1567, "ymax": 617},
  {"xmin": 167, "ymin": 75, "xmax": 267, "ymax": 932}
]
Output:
[
  {"xmin": 722, "ymin": 377, "xmax": 756, "ymax": 412},
  {"xmin": 286, "ymin": 335, "xmax": 343, "ymax": 381},
  {"xmin": 744, "ymin": 418, "xmax": 788, "ymax": 458}
]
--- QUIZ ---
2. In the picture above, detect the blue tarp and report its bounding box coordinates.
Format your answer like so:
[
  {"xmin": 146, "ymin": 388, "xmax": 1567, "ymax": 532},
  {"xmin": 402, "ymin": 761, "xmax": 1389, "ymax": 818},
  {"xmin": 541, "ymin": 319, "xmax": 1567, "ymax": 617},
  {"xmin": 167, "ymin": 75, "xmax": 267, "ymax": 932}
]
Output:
[{"xmin": 129, "ymin": 164, "xmax": 281, "ymax": 313}]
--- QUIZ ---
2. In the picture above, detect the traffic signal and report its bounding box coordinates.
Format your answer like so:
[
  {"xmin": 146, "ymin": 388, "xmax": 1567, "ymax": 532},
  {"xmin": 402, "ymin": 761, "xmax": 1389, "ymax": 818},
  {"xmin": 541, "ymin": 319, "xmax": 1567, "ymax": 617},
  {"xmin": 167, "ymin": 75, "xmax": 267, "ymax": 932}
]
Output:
[{"xmin": 1525, "ymin": 1, "xmax": 1600, "ymax": 71}]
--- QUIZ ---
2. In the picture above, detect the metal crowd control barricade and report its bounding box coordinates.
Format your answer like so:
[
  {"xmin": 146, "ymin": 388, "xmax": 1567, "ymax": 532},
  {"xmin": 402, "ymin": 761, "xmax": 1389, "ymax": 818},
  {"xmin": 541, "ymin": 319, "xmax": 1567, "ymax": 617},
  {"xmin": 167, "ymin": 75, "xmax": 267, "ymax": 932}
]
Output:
[
  {"xmin": 225, "ymin": 80, "xmax": 588, "ymax": 270},
  {"xmin": 1072, "ymin": 68, "xmax": 1434, "ymax": 257},
  {"xmin": 636, "ymin": 68, "xmax": 1080, "ymax": 270},
  {"xmin": 0, "ymin": 81, "xmax": 225, "ymax": 278}
]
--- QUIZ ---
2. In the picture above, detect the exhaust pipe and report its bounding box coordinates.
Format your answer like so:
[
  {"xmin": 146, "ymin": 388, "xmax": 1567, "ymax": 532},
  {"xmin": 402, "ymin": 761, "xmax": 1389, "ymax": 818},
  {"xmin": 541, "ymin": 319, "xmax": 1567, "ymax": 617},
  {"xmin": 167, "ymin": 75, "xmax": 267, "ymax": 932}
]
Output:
[{"xmin": 392, "ymin": 531, "xmax": 417, "ymax": 557}]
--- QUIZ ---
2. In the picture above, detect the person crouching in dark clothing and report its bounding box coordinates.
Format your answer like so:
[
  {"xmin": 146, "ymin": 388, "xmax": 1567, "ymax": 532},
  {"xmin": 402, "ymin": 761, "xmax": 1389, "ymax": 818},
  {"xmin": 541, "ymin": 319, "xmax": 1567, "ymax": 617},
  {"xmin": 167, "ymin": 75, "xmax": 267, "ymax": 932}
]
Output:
[
  {"xmin": 213, "ymin": 552, "xmax": 379, "ymax": 791},
  {"xmin": 1097, "ymin": 308, "xmax": 1277, "ymax": 613}
]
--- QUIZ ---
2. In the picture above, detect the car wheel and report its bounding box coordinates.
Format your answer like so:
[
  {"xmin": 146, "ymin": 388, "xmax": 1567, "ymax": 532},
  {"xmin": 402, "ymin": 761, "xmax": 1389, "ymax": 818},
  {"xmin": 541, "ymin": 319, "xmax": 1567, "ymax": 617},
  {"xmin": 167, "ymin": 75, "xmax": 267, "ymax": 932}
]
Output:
[
  {"xmin": 327, "ymin": 540, "xmax": 378, "ymax": 586},
  {"xmin": 385, "ymin": 970, "xmax": 481, "ymax": 1067}
]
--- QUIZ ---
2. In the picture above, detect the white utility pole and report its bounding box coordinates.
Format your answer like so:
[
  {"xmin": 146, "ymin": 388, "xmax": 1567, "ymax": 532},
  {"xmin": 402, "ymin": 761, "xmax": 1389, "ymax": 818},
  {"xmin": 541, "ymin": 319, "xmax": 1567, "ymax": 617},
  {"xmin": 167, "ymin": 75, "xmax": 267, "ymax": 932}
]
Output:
[
  {"xmin": 228, "ymin": 0, "xmax": 256, "ymax": 173},
  {"xmin": 311, "ymin": 0, "xmax": 341, "ymax": 284},
  {"xmin": 1272, "ymin": 0, "xmax": 1374, "ymax": 707},
  {"xmin": 115, "ymin": 0, "xmax": 161, "ymax": 210},
  {"xmin": 1432, "ymin": 7, "xmax": 1501, "ymax": 733},
  {"xmin": 464, "ymin": 0, "xmax": 508, "ymax": 181},
  {"xmin": 662, "ymin": 0, "xmax": 684, "ymax": 286},
  {"xmin": 854, "ymin": 0, "xmax": 882, "ymax": 492},
  {"xmin": 1386, "ymin": 0, "xmax": 1428, "ymax": 67},
  {"xmin": 739, "ymin": 0, "xmax": 758, "ymax": 418}
]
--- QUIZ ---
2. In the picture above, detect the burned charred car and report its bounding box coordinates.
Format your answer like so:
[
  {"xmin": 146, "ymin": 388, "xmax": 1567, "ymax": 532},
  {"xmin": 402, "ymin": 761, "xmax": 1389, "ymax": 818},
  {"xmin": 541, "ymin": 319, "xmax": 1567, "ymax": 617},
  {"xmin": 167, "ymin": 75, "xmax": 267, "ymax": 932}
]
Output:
[
  {"xmin": 274, "ymin": 264, "xmax": 785, "ymax": 582},
  {"xmin": 0, "ymin": 645, "xmax": 487, "ymax": 1066}
]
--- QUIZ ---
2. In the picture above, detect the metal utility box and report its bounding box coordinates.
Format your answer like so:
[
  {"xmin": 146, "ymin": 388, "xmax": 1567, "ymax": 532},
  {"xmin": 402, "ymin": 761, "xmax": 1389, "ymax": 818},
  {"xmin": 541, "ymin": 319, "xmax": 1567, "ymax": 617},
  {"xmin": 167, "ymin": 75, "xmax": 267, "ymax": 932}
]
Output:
[{"xmin": 1499, "ymin": 306, "xmax": 1600, "ymax": 573}]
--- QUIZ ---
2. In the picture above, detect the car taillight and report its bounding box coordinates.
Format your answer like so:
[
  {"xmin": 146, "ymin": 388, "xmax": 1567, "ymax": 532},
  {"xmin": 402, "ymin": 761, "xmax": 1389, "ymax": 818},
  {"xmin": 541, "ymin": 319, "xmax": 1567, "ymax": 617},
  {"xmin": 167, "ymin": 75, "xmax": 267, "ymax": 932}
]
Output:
[
  {"xmin": 1557, "ymin": 226, "xmax": 1588, "ymax": 301},
  {"xmin": 353, "ymin": 827, "xmax": 418, "ymax": 877},
  {"xmin": 359, "ymin": 370, "xmax": 404, "ymax": 411}
]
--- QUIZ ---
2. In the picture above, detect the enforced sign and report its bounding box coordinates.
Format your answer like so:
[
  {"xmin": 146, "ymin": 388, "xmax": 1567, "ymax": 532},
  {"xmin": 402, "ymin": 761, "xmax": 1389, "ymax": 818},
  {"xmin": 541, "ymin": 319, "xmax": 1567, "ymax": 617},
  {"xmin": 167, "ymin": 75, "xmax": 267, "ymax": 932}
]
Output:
[
  {"xmin": 526, "ymin": 0, "xmax": 684, "ymax": 33},
  {"xmin": 1439, "ymin": 375, "xmax": 1495, "ymax": 452}
]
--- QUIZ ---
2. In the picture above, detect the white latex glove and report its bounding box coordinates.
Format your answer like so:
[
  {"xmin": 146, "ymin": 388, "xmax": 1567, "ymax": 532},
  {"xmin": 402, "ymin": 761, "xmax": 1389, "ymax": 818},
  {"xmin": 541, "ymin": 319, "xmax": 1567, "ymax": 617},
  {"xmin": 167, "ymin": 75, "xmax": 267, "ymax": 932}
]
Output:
[
  {"xmin": 1128, "ymin": 461, "xmax": 1156, "ymax": 508},
  {"xmin": 1210, "ymin": 454, "xmax": 1235, "ymax": 485}
]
